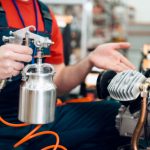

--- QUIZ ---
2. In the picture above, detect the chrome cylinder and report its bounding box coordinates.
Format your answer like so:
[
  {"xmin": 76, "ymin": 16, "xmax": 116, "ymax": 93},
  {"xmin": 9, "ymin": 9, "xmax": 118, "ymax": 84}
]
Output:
[{"xmin": 18, "ymin": 64, "xmax": 56, "ymax": 124}]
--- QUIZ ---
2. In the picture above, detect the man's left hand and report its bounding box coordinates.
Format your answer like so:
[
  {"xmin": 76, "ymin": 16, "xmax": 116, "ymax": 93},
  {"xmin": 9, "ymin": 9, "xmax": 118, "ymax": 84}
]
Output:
[{"xmin": 89, "ymin": 42, "xmax": 136, "ymax": 72}]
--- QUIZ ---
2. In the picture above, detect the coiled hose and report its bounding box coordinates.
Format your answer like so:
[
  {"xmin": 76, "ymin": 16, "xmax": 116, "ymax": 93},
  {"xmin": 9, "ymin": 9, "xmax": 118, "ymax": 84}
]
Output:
[{"xmin": 0, "ymin": 116, "xmax": 67, "ymax": 150}]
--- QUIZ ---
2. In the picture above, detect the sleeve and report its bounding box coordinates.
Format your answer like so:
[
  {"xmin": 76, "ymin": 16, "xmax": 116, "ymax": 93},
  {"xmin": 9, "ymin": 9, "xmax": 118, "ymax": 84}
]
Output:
[{"xmin": 45, "ymin": 10, "xmax": 64, "ymax": 64}]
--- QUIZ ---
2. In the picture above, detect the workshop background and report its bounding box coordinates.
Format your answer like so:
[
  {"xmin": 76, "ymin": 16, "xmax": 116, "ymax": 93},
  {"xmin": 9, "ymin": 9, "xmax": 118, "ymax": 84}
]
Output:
[{"xmin": 42, "ymin": 0, "xmax": 150, "ymax": 100}]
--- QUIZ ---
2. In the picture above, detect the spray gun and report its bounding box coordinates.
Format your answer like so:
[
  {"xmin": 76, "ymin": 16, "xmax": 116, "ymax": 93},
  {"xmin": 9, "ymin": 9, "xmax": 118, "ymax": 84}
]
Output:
[
  {"xmin": 2, "ymin": 26, "xmax": 57, "ymax": 124},
  {"xmin": 0, "ymin": 26, "xmax": 36, "ymax": 89}
]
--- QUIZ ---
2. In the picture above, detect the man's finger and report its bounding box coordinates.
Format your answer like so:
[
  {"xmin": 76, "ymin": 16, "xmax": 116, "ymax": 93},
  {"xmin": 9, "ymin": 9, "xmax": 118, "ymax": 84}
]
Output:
[
  {"xmin": 119, "ymin": 63, "xmax": 131, "ymax": 71},
  {"xmin": 112, "ymin": 42, "xmax": 131, "ymax": 50},
  {"xmin": 108, "ymin": 61, "xmax": 134, "ymax": 72},
  {"xmin": 7, "ymin": 51, "xmax": 32, "ymax": 62},
  {"xmin": 12, "ymin": 70, "xmax": 20, "ymax": 77},
  {"xmin": 119, "ymin": 54, "xmax": 136, "ymax": 70},
  {"xmin": 5, "ymin": 44, "xmax": 33, "ymax": 55},
  {"xmin": 12, "ymin": 61, "xmax": 24, "ymax": 71},
  {"xmin": 109, "ymin": 64, "xmax": 123, "ymax": 72}
]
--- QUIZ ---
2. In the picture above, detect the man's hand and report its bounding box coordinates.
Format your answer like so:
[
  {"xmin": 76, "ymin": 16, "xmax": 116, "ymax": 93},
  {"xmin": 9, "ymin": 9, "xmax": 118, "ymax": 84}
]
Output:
[
  {"xmin": 0, "ymin": 44, "xmax": 33, "ymax": 79},
  {"xmin": 89, "ymin": 42, "xmax": 135, "ymax": 72}
]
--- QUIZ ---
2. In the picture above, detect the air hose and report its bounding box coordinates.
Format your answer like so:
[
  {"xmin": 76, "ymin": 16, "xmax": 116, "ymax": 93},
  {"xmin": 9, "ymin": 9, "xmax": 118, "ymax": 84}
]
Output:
[{"xmin": 0, "ymin": 116, "xmax": 67, "ymax": 150}]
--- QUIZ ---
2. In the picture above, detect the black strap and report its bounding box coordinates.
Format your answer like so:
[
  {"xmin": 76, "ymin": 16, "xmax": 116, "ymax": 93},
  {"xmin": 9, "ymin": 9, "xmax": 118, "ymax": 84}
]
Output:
[
  {"xmin": 0, "ymin": 1, "xmax": 52, "ymax": 33},
  {"xmin": 38, "ymin": 1, "xmax": 52, "ymax": 33},
  {"xmin": 0, "ymin": 3, "xmax": 8, "ymax": 27}
]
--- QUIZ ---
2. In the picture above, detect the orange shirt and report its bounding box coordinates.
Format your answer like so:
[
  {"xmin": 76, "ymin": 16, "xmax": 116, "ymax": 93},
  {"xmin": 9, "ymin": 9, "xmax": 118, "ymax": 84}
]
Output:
[{"xmin": 0, "ymin": 0, "xmax": 64, "ymax": 64}]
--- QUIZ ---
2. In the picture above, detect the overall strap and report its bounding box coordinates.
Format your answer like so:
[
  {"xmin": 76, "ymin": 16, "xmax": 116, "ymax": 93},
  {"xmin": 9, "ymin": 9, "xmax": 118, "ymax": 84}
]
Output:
[
  {"xmin": 0, "ymin": 1, "xmax": 52, "ymax": 33},
  {"xmin": 0, "ymin": 2, "xmax": 8, "ymax": 27},
  {"xmin": 0, "ymin": 1, "xmax": 52, "ymax": 56},
  {"xmin": 38, "ymin": 1, "xmax": 52, "ymax": 33}
]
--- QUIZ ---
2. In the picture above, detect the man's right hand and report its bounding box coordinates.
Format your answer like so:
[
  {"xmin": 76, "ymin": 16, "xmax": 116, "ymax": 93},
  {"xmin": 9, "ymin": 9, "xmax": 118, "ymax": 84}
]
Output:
[{"xmin": 0, "ymin": 44, "xmax": 33, "ymax": 80}]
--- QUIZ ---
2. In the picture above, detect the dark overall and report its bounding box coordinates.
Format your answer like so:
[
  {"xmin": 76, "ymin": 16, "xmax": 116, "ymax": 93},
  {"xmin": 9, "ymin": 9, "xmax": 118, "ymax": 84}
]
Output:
[{"xmin": 0, "ymin": 1, "xmax": 122, "ymax": 150}]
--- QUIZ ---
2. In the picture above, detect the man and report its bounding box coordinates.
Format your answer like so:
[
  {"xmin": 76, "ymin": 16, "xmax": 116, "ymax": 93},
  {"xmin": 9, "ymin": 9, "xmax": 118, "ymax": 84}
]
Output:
[{"xmin": 0, "ymin": 0, "xmax": 135, "ymax": 149}]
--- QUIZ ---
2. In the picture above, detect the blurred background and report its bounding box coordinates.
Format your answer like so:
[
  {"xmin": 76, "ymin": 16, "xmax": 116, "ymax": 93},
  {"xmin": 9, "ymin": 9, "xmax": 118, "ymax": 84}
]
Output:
[{"xmin": 41, "ymin": 0, "xmax": 150, "ymax": 99}]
